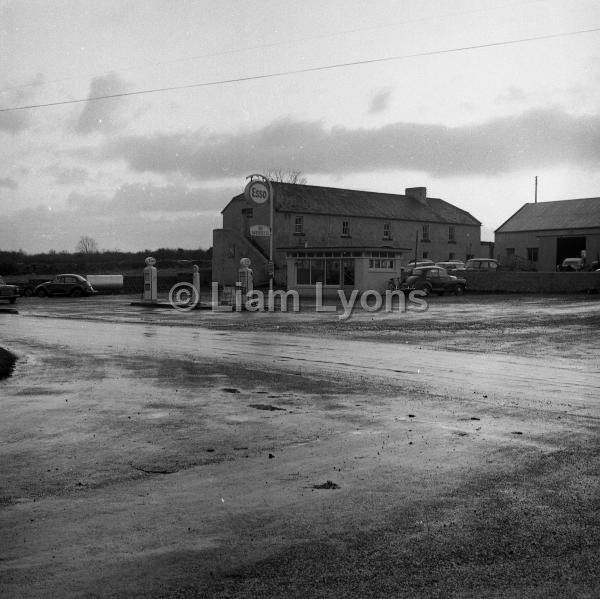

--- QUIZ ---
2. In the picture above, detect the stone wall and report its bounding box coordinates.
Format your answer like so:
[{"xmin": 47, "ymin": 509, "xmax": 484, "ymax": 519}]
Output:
[{"xmin": 462, "ymin": 271, "xmax": 600, "ymax": 293}]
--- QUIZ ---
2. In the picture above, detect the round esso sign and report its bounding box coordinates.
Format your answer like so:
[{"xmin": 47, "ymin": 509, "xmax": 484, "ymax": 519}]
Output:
[{"xmin": 245, "ymin": 180, "xmax": 270, "ymax": 205}]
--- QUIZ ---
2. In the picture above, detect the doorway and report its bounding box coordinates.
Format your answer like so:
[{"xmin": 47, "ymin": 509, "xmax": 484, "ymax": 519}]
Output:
[{"xmin": 556, "ymin": 236, "xmax": 586, "ymax": 265}]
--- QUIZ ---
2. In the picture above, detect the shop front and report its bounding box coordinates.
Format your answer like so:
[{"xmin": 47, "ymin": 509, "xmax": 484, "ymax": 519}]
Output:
[{"xmin": 285, "ymin": 247, "xmax": 409, "ymax": 297}]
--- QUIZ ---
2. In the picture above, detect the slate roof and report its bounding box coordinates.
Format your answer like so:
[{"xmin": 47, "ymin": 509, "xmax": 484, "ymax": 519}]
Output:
[
  {"xmin": 227, "ymin": 183, "xmax": 480, "ymax": 226},
  {"xmin": 496, "ymin": 197, "xmax": 600, "ymax": 233}
]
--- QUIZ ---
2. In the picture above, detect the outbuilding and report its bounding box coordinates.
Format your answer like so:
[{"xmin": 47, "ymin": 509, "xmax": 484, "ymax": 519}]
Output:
[{"xmin": 495, "ymin": 197, "xmax": 600, "ymax": 271}]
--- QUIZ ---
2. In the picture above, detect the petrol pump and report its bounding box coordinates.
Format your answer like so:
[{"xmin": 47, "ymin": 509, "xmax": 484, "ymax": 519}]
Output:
[
  {"xmin": 193, "ymin": 264, "xmax": 201, "ymax": 301},
  {"xmin": 143, "ymin": 256, "xmax": 158, "ymax": 302},
  {"xmin": 238, "ymin": 258, "xmax": 253, "ymax": 308}
]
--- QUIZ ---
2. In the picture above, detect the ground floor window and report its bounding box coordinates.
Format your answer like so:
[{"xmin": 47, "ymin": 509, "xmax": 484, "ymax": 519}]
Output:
[
  {"xmin": 368, "ymin": 251, "xmax": 397, "ymax": 270},
  {"xmin": 527, "ymin": 247, "xmax": 539, "ymax": 262},
  {"xmin": 294, "ymin": 256, "xmax": 346, "ymax": 285},
  {"xmin": 342, "ymin": 259, "xmax": 354, "ymax": 285}
]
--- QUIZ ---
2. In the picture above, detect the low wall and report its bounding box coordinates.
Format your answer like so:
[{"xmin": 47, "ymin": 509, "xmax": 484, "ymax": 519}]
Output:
[
  {"xmin": 123, "ymin": 270, "xmax": 212, "ymax": 294},
  {"xmin": 462, "ymin": 271, "xmax": 600, "ymax": 293}
]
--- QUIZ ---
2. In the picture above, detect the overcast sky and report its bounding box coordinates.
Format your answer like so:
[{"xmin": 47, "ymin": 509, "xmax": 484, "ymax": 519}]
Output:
[{"xmin": 1, "ymin": 0, "xmax": 599, "ymax": 252}]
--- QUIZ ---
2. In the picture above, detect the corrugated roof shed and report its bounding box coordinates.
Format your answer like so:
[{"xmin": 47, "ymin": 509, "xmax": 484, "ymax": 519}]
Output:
[
  {"xmin": 227, "ymin": 182, "xmax": 480, "ymax": 226},
  {"xmin": 496, "ymin": 197, "xmax": 600, "ymax": 233}
]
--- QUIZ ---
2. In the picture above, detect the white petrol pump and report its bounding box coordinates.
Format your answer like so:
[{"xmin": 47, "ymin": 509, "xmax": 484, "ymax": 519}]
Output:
[
  {"xmin": 193, "ymin": 264, "xmax": 201, "ymax": 300},
  {"xmin": 143, "ymin": 256, "xmax": 158, "ymax": 302},
  {"xmin": 238, "ymin": 257, "xmax": 253, "ymax": 297}
]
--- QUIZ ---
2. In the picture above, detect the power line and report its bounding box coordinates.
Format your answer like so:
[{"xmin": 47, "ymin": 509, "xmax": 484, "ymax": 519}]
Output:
[
  {"xmin": 0, "ymin": 0, "xmax": 546, "ymax": 95},
  {"xmin": 1, "ymin": 26, "xmax": 598, "ymax": 113}
]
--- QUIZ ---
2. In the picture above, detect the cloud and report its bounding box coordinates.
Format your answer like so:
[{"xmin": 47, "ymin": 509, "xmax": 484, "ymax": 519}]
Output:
[
  {"xmin": 368, "ymin": 89, "xmax": 392, "ymax": 114},
  {"xmin": 50, "ymin": 166, "xmax": 89, "ymax": 186},
  {"xmin": 0, "ymin": 177, "xmax": 18, "ymax": 189},
  {"xmin": 0, "ymin": 76, "xmax": 42, "ymax": 133},
  {"xmin": 101, "ymin": 108, "xmax": 600, "ymax": 179},
  {"xmin": 0, "ymin": 182, "xmax": 235, "ymax": 252},
  {"xmin": 497, "ymin": 86, "xmax": 527, "ymax": 104},
  {"xmin": 75, "ymin": 72, "xmax": 129, "ymax": 135},
  {"xmin": 65, "ymin": 182, "xmax": 234, "ymax": 214}
]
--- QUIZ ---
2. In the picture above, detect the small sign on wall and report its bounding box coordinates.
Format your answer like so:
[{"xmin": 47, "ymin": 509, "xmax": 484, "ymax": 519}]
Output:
[{"xmin": 250, "ymin": 224, "xmax": 271, "ymax": 237}]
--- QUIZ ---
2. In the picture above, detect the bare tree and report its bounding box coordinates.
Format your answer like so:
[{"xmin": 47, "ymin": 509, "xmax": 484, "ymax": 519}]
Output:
[
  {"xmin": 264, "ymin": 169, "xmax": 307, "ymax": 184},
  {"xmin": 76, "ymin": 235, "xmax": 99, "ymax": 254}
]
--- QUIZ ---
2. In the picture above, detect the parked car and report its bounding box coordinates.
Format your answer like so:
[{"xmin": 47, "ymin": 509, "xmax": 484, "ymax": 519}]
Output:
[
  {"xmin": 402, "ymin": 266, "xmax": 466, "ymax": 296},
  {"xmin": 465, "ymin": 258, "xmax": 499, "ymax": 271},
  {"xmin": 435, "ymin": 261, "xmax": 465, "ymax": 272},
  {"xmin": 558, "ymin": 257, "xmax": 587, "ymax": 272},
  {"xmin": 34, "ymin": 274, "xmax": 96, "ymax": 297},
  {"xmin": 407, "ymin": 260, "xmax": 435, "ymax": 267},
  {"xmin": 0, "ymin": 276, "xmax": 19, "ymax": 304}
]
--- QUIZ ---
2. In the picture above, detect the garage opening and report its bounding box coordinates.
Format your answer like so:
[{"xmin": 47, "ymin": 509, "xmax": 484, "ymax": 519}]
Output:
[{"xmin": 556, "ymin": 236, "xmax": 586, "ymax": 265}]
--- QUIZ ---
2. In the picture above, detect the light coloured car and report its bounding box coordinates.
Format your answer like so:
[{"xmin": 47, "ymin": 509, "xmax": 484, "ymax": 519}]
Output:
[
  {"xmin": 435, "ymin": 261, "xmax": 465, "ymax": 272},
  {"xmin": 0, "ymin": 276, "xmax": 19, "ymax": 304}
]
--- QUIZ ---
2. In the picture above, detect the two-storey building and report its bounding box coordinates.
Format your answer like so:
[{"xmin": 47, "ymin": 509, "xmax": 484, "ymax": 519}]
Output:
[{"xmin": 213, "ymin": 183, "xmax": 481, "ymax": 293}]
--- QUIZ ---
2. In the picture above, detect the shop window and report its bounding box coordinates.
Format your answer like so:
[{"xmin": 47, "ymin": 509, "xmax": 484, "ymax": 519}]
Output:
[
  {"xmin": 242, "ymin": 208, "xmax": 253, "ymax": 218},
  {"xmin": 448, "ymin": 252, "xmax": 455, "ymax": 260},
  {"xmin": 342, "ymin": 220, "xmax": 350, "ymax": 236},
  {"xmin": 422, "ymin": 224, "xmax": 430, "ymax": 242},
  {"xmin": 448, "ymin": 226, "xmax": 455, "ymax": 242},
  {"xmin": 422, "ymin": 251, "xmax": 429, "ymax": 259},
  {"xmin": 294, "ymin": 216, "xmax": 304, "ymax": 235},
  {"xmin": 296, "ymin": 260, "xmax": 310, "ymax": 284},
  {"xmin": 310, "ymin": 259, "xmax": 325, "ymax": 284},
  {"xmin": 325, "ymin": 259, "xmax": 340, "ymax": 285},
  {"xmin": 368, "ymin": 251, "xmax": 396, "ymax": 270},
  {"xmin": 527, "ymin": 247, "xmax": 539, "ymax": 262},
  {"xmin": 383, "ymin": 223, "xmax": 391, "ymax": 240}
]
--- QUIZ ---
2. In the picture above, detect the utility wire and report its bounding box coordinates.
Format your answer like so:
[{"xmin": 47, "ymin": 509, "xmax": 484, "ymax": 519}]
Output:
[
  {"xmin": 1, "ymin": 26, "xmax": 599, "ymax": 113},
  {"xmin": 0, "ymin": 0, "xmax": 546, "ymax": 95}
]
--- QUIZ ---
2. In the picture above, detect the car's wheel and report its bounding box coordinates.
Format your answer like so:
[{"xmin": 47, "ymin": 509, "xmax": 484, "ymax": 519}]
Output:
[
  {"xmin": 70, "ymin": 288, "xmax": 83, "ymax": 297},
  {"xmin": 36, "ymin": 288, "xmax": 48, "ymax": 298},
  {"xmin": 22, "ymin": 287, "xmax": 33, "ymax": 297},
  {"xmin": 455, "ymin": 285, "xmax": 465, "ymax": 295},
  {"xmin": 9, "ymin": 297, "xmax": 16, "ymax": 304},
  {"xmin": 417, "ymin": 284, "xmax": 431, "ymax": 297}
]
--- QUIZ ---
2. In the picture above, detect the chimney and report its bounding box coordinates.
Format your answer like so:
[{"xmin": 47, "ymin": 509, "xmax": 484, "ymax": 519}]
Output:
[{"xmin": 405, "ymin": 187, "xmax": 427, "ymax": 204}]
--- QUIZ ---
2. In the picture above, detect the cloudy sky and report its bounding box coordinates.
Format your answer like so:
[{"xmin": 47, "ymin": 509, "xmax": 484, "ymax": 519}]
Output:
[{"xmin": 1, "ymin": 0, "xmax": 599, "ymax": 252}]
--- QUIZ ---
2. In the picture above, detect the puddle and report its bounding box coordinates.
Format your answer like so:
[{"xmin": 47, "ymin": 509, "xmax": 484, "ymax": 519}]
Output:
[{"xmin": 0, "ymin": 347, "xmax": 17, "ymax": 379}]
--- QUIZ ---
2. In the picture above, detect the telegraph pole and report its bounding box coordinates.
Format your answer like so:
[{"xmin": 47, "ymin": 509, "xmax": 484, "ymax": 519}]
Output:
[{"xmin": 534, "ymin": 176, "xmax": 538, "ymax": 203}]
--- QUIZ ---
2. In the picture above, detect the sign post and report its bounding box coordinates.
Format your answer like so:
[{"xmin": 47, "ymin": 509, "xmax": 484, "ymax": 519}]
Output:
[{"xmin": 244, "ymin": 174, "xmax": 274, "ymax": 291}]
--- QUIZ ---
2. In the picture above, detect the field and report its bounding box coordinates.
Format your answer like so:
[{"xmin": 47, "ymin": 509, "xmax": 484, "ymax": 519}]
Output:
[{"xmin": 1, "ymin": 294, "xmax": 599, "ymax": 597}]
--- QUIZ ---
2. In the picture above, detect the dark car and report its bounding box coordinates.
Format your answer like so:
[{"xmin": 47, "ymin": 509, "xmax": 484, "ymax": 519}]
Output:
[
  {"xmin": 0, "ymin": 276, "xmax": 19, "ymax": 304},
  {"xmin": 34, "ymin": 274, "xmax": 96, "ymax": 297},
  {"xmin": 402, "ymin": 266, "xmax": 466, "ymax": 296}
]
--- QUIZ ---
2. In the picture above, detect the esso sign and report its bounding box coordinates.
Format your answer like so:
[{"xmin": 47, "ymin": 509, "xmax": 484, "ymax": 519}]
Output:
[{"xmin": 244, "ymin": 180, "xmax": 270, "ymax": 205}]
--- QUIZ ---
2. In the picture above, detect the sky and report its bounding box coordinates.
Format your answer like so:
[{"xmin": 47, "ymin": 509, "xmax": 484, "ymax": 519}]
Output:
[{"xmin": 1, "ymin": 0, "xmax": 599, "ymax": 253}]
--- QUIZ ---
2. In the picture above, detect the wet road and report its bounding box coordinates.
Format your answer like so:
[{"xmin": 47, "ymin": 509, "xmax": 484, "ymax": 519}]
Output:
[
  {"xmin": 2, "ymin": 295, "xmax": 600, "ymax": 597},
  {"xmin": 3, "ymin": 309, "xmax": 599, "ymax": 417}
]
